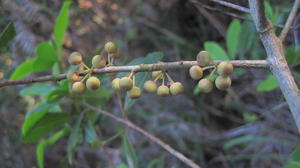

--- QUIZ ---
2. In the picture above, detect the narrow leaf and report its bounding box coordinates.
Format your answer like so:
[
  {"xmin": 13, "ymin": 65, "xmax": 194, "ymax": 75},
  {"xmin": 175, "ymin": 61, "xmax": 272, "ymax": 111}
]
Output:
[
  {"xmin": 256, "ymin": 75, "xmax": 279, "ymax": 92},
  {"xmin": 10, "ymin": 58, "xmax": 36, "ymax": 80},
  {"xmin": 226, "ymin": 19, "xmax": 241, "ymax": 59},
  {"xmin": 204, "ymin": 42, "xmax": 229, "ymax": 60},
  {"xmin": 33, "ymin": 42, "xmax": 57, "ymax": 72},
  {"xmin": 0, "ymin": 22, "xmax": 16, "ymax": 47},
  {"xmin": 20, "ymin": 84, "xmax": 57, "ymax": 96}
]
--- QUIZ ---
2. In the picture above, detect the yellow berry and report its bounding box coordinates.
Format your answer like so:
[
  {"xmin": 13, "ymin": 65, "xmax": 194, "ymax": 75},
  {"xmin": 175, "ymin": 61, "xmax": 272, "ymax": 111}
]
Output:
[
  {"xmin": 217, "ymin": 62, "xmax": 234, "ymax": 76},
  {"xmin": 198, "ymin": 78, "xmax": 213, "ymax": 93},
  {"xmin": 128, "ymin": 86, "xmax": 141, "ymax": 99},
  {"xmin": 109, "ymin": 48, "xmax": 121, "ymax": 59},
  {"xmin": 92, "ymin": 55, "xmax": 106, "ymax": 68},
  {"xmin": 170, "ymin": 82, "xmax": 184, "ymax": 95},
  {"xmin": 157, "ymin": 85, "xmax": 169, "ymax": 97},
  {"xmin": 112, "ymin": 78, "xmax": 121, "ymax": 91},
  {"xmin": 67, "ymin": 70, "xmax": 80, "ymax": 83},
  {"xmin": 86, "ymin": 76, "xmax": 101, "ymax": 90},
  {"xmin": 72, "ymin": 81, "xmax": 85, "ymax": 93},
  {"xmin": 68, "ymin": 52, "xmax": 82, "ymax": 65},
  {"xmin": 152, "ymin": 71, "xmax": 163, "ymax": 80},
  {"xmin": 104, "ymin": 41, "xmax": 118, "ymax": 54},
  {"xmin": 144, "ymin": 80, "xmax": 157, "ymax": 93},
  {"xmin": 197, "ymin": 51, "xmax": 212, "ymax": 66},
  {"xmin": 189, "ymin": 65, "xmax": 203, "ymax": 80},
  {"xmin": 119, "ymin": 77, "xmax": 133, "ymax": 91},
  {"xmin": 215, "ymin": 76, "xmax": 231, "ymax": 90}
]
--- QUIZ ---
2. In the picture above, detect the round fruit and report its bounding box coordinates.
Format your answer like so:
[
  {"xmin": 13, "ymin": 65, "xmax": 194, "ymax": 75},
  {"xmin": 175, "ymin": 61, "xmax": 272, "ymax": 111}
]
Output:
[
  {"xmin": 217, "ymin": 62, "xmax": 233, "ymax": 76},
  {"xmin": 104, "ymin": 41, "xmax": 118, "ymax": 54},
  {"xmin": 152, "ymin": 71, "xmax": 162, "ymax": 80},
  {"xmin": 170, "ymin": 82, "xmax": 184, "ymax": 95},
  {"xmin": 157, "ymin": 85, "xmax": 169, "ymax": 97},
  {"xmin": 198, "ymin": 78, "xmax": 213, "ymax": 93},
  {"xmin": 144, "ymin": 80, "xmax": 157, "ymax": 93},
  {"xmin": 197, "ymin": 51, "xmax": 212, "ymax": 66},
  {"xmin": 215, "ymin": 76, "xmax": 231, "ymax": 90},
  {"xmin": 109, "ymin": 48, "xmax": 121, "ymax": 59},
  {"xmin": 86, "ymin": 76, "xmax": 101, "ymax": 90},
  {"xmin": 112, "ymin": 78, "xmax": 121, "ymax": 91},
  {"xmin": 128, "ymin": 86, "xmax": 141, "ymax": 99},
  {"xmin": 68, "ymin": 52, "xmax": 82, "ymax": 65},
  {"xmin": 92, "ymin": 55, "xmax": 106, "ymax": 68},
  {"xmin": 189, "ymin": 65, "xmax": 203, "ymax": 80},
  {"xmin": 72, "ymin": 81, "xmax": 85, "ymax": 93},
  {"xmin": 67, "ymin": 70, "xmax": 80, "ymax": 82},
  {"xmin": 119, "ymin": 77, "xmax": 133, "ymax": 91}
]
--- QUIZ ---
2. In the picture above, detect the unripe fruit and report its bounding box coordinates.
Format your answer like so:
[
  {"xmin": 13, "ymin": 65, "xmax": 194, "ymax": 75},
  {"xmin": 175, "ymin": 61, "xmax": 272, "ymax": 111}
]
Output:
[
  {"xmin": 128, "ymin": 86, "xmax": 141, "ymax": 99},
  {"xmin": 72, "ymin": 81, "xmax": 85, "ymax": 93},
  {"xmin": 198, "ymin": 78, "xmax": 213, "ymax": 93},
  {"xmin": 104, "ymin": 41, "xmax": 118, "ymax": 54},
  {"xmin": 144, "ymin": 80, "xmax": 157, "ymax": 93},
  {"xmin": 189, "ymin": 65, "xmax": 203, "ymax": 80},
  {"xmin": 68, "ymin": 52, "xmax": 82, "ymax": 65},
  {"xmin": 170, "ymin": 82, "xmax": 184, "ymax": 95},
  {"xmin": 109, "ymin": 48, "xmax": 121, "ymax": 59},
  {"xmin": 217, "ymin": 62, "xmax": 233, "ymax": 76},
  {"xmin": 92, "ymin": 55, "xmax": 106, "ymax": 68},
  {"xmin": 197, "ymin": 51, "xmax": 212, "ymax": 66},
  {"xmin": 86, "ymin": 76, "xmax": 101, "ymax": 90},
  {"xmin": 157, "ymin": 85, "xmax": 169, "ymax": 97},
  {"xmin": 67, "ymin": 70, "xmax": 80, "ymax": 83},
  {"xmin": 152, "ymin": 71, "xmax": 162, "ymax": 80},
  {"xmin": 119, "ymin": 77, "xmax": 133, "ymax": 91},
  {"xmin": 215, "ymin": 76, "xmax": 231, "ymax": 90},
  {"xmin": 112, "ymin": 78, "xmax": 121, "ymax": 91}
]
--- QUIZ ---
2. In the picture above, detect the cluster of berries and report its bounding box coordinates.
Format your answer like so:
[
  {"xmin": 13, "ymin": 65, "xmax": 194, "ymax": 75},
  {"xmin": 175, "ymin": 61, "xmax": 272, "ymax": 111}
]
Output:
[
  {"xmin": 111, "ymin": 70, "xmax": 184, "ymax": 99},
  {"xmin": 189, "ymin": 51, "xmax": 234, "ymax": 93},
  {"xmin": 67, "ymin": 41, "xmax": 120, "ymax": 94}
]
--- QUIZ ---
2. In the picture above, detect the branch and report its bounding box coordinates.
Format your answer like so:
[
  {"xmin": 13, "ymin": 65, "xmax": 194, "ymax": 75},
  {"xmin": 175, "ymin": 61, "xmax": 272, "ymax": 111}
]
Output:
[
  {"xmin": 279, "ymin": 0, "xmax": 300, "ymax": 41},
  {"xmin": 248, "ymin": 0, "xmax": 300, "ymax": 133},
  {"xmin": 0, "ymin": 60, "xmax": 269, "ymax": 88},
  {"xmin": 209, "ymin": 0, "xmax": 250, "ymax": 13},
  {"xmin": 83, "ymin": 102, "xmax": 201, "ymax": 168}
]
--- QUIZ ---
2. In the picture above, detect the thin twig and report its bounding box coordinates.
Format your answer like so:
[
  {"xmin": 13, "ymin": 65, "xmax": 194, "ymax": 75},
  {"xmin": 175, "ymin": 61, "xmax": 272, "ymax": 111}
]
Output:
[
  {"xmin": 0, "ymin": 60, "xmax": 269, "ymax": 88},
  {"xmin": 279, "ymin": 0, "xmax": 300, "ymax": 41},
  {"xmin": 83, "ymin": 102, "xmax": 201, "ymax": 168},
  {"xmin": 209, "ymin": 0, "xmax": 250, "ymax": 13}
]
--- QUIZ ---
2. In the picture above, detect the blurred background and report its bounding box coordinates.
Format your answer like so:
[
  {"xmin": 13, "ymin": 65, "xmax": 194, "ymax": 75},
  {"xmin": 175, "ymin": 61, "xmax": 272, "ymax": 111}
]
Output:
[{"xmin": 1, "ymin": 0, "xmax": 300, "ymax": 168}]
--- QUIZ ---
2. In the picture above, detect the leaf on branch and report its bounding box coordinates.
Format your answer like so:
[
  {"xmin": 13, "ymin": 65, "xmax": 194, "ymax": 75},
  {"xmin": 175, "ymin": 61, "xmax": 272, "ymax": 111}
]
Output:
[
  {"xmin": 227, "ymin": 19, "xmax": 241, "ymax": 59},
  {"xmin": 10, "ymin": 58, "xmax": 36, "ymax": 80},
  {"xmin": 20, "ymin": 84, "xmax": 57, "ymax": 96},
  {"xmin": 54, "ymin": 1, "xmax": 72, "ymax": 49},
  {"xmin": 256, "ymin": 75, "xmax": 279, "ymax": 92},
  {"xmin": 204, "ymin": 42, "xmax": 229, "ymax": 60},
  {"xmin": 33, "ymin": 42, "xmax": 58, "ymax": 72}
]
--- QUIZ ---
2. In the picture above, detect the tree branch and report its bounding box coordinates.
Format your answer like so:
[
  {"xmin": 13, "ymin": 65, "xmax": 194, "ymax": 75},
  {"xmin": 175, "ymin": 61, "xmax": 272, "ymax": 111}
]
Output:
[
  {"xmin": 209, "ymin": 0, "xmax": 250, "ymax": 13},
  {"xmin": 83, "ymin": 102, "xmax": 201, "ymax": 168},
  {"xmin": 279, "ymin": 0, "xmax": 300, "ymax": 41},
  {"xmin": 248, "ymin": 0, "xmax": 300, "ymax": 133},
  {"xmin": 0, "ymin": 60, "xmax": 269, "ymax": 88}
]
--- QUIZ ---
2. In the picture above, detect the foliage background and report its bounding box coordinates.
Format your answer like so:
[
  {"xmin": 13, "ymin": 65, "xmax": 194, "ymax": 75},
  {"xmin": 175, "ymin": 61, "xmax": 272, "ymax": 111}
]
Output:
[{"xmin": 1, "ymin": 0, "xmax": 300, "ymax": 167}]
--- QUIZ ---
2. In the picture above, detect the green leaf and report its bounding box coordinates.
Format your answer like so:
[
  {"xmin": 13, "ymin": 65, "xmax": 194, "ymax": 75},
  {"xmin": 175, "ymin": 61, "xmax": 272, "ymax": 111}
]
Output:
[
  {"xmin": 10, "ymin": 58, "xmax": 36, "ymax": 80},
  {"xmin": 22, "ymin": 113, "xmax": 71, "ymax": 143},
  {"xmin": 36, "ymin": 127, "xmax": 70, "ymax": 168},
  {"xmin": 285, "ymin": 46, "xmax": 299, "ymax": 65},
  {"xmin": 22, "ymin": 102, "xmax": 62, "ymax": 140},
  {"xmin": 83, "ymin": 86, "xmax": 112, "ymax": 106},
  {"xmin": 117, "ymin": 164, "xmax": 129, "ymax": 168},
  {"xmin": 256, "ymin": 75, "xmax": 279, "ymax": 92},
  {"xmin": 37, "ymin": 140, "xmax": 47, "ymax": 168},
  {"xmin": 243, "ymin": 113, "xmax": 258, "ymax": 123},
  {"xmin": 84, "ymin": 120, "xmax": 100, "ymax": 147},
  {"xmin": 122, "ymin": 134, "xmax": 138, "ymax": 168},
  {"xmin": 0, "ymin": 22, "xmax": 16, "ymax": 47},
  {"xmin": 33, "ymin": 42, "xmax": 57, "ymax": 72},
  {"xmin": 123, "ymin": 52, "xmax": 164, "ymax": 110},
  {"xmin": 54, "ymin": 1, "xmax": 72, "ymax": 49},
  {"xmin": 226, "ymin": 19, "xmax": 241, "ymax": 59},
  {"xmin": 20, "ymin": 84, "xmax": 57, "ymax": 96},
  {"xmin": 67, "ymin": 112, "xmax": 84, "ymax": 164},
  {"xmin": 238, "ymin": 21, "xmax": 256, "ymax": 58},
  {"xmin": 47, "ymin": 89, "xmax": 69, "ymax": 103},
  {"xmin": 204, "ymin": 42, "xmax": 229, "ymax": 60},
  {"xmin": 284, "ymin": 161, "xmax": 300, "ymax": 168}
]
